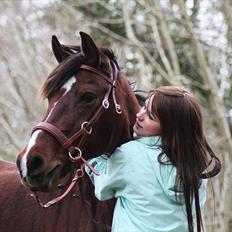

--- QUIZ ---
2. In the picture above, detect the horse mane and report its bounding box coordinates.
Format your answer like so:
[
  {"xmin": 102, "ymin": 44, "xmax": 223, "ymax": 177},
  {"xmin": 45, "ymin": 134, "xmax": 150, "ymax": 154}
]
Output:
[{"xmin": 40, "ymin": 46, "xmax": 119, "ymax": 100}]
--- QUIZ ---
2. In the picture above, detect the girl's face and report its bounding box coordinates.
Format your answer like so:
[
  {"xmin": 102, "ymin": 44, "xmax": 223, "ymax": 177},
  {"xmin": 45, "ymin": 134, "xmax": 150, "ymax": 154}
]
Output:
[{"xmin": 133, "ymin": 95, "xmax": 161, "ymax": 137}]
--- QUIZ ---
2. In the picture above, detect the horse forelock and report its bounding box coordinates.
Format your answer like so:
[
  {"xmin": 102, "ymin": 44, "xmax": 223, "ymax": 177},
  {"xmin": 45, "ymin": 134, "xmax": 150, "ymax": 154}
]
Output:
[
  {"xmin": 39, "ymin": 53, "xmax": 85, "ymax": 100},
  {"xmin": 39, "ymin": 47, "xmax": 119, "ymax": 100}
]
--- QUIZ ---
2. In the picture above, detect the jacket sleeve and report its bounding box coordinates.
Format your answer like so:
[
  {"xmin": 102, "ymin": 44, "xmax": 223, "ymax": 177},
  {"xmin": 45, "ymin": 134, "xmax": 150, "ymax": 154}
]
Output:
[{"xmin": 85, "ymin": 148, "xmax": 129, "ymax": 201}]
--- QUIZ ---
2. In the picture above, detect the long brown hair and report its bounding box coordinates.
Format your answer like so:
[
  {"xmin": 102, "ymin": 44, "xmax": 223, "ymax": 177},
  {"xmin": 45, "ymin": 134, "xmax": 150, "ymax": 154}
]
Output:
[{"xmin": 147, "ymin": 86, "xmax": 221, "ymax": 232}]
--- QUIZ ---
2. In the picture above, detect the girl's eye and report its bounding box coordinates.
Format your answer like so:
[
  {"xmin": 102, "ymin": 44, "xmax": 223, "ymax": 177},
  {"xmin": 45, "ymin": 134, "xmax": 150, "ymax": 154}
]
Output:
[
  {"xmin": 148, "ymin": 115, "xmax": 153, "ymax": 120},
  {"xmin": 147, "ymin": 111, "xmax": 157, "ymax": 121},
  {"xmin": 149, "ymin": 116, "xmax": 156, "ymax": 121},
  {"xmin": 149, "ymin": 114, "xmax": 158, "ymax": 121},
  {"xmin": 80, "ymin": 92, "xmax": 97, "ymax": 103},
  {"xmin": 148, "ymin": 114, "xmax": 154, "ymax": 120}
]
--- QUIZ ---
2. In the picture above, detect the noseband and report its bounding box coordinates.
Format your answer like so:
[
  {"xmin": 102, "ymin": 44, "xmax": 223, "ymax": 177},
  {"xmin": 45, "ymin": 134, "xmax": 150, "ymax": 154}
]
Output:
[{"xmin": 31, "ymin": 62, "xmax": 121, "ymax": 207}]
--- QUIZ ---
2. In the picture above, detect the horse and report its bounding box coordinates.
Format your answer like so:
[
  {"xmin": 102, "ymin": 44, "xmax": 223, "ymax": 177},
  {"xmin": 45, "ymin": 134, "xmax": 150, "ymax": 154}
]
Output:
[{"xmin": 0, "ymin": 32, "xmax": 140, "ymax": 232}]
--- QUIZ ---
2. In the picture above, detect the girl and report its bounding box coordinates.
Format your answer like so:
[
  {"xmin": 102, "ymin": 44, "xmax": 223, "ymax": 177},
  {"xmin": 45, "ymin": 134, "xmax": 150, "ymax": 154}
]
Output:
[{"xmin": 85, "ymin": 86, "xmax": 221, "ymax": 232}]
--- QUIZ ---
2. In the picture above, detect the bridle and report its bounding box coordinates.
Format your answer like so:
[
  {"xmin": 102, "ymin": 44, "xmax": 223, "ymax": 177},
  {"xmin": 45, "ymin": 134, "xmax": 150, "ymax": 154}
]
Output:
[{"xmin": 30, "ymin": 61, "xmax": 122, "ymax": 208}]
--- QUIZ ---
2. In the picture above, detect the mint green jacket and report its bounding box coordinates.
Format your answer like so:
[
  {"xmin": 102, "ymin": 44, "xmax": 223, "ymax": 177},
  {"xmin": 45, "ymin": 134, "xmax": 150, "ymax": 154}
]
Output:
[{"xmin": 85, "ymin": 136, "xmax": 207, "ymax": 232}]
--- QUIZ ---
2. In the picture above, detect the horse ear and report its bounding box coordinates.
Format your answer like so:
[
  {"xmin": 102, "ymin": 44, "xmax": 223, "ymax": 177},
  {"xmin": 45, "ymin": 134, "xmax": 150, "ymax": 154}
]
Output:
[
  {"xmin": 79, "ymin": 31, "xmax": 100, "ymax": 66},
  {"xmin": 51, "ymin": 35, "xmax": 69, "ymax": 63}
]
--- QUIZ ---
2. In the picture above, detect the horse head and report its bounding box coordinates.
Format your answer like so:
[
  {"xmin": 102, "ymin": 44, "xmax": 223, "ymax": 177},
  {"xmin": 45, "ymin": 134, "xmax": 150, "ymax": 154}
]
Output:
[{"xmin": 16, "ymin": 32, "xmax": 140, "ymax": 193}]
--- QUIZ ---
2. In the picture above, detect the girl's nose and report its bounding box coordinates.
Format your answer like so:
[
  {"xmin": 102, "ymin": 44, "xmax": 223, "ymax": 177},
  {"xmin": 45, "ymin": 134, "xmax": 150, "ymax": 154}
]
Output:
[{"xmin": 136, "ymin": 107, "xmax": 145, "ymax": 120}]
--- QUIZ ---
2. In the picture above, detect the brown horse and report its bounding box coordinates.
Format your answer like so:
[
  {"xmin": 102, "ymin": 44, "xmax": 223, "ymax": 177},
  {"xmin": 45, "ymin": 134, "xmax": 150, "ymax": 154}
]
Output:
[{"xmin": 0, "ymin": 32, "xmax": 140, "ymax": 232}]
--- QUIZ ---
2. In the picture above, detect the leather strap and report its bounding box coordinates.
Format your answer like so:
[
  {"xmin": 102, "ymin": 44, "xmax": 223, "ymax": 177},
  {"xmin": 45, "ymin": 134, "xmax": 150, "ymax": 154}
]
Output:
[{"xmin": 80, "ymin": 65, "xmax": 114, "ymax": 86}]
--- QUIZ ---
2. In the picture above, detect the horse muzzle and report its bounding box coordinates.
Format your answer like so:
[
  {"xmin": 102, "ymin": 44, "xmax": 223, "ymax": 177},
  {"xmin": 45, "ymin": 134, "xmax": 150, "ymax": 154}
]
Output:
[{"xmin": 18, "ymin": 160, "xmax": 64, "ymax": 192}]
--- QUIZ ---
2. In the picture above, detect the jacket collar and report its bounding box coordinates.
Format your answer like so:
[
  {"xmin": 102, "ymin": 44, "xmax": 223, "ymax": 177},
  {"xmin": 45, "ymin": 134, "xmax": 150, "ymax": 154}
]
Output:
[{"xmin": 134, "ymin": 135, "xmax": 161, "ymax": 147}]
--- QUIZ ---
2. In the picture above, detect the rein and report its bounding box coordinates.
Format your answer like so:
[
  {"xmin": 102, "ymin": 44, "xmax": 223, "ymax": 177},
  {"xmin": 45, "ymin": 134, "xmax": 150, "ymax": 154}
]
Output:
[{"xmin": 31, "ymin": 62, "xmax": 121, "ymax": 208}]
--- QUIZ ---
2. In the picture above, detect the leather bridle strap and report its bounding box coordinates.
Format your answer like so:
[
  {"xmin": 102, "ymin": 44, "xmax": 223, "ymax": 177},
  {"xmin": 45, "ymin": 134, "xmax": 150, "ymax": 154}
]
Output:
[
  {"xmin": 31, "ymin": 167, "xmax": 84, "ymax": 208},
  {"xmin": 32, "ymin": 106, "xmax": 105, "ymax": 175},
  {"xmin": 32, "ymin": 104, "xmax": 105, "ymax": 156},
  {"xmin": 80, "ymin": 65, "xmax": 114, "ymax": 85},
  {"xmin": 63, "ymin": 105, "xmax": 104, "ymax": 150}
]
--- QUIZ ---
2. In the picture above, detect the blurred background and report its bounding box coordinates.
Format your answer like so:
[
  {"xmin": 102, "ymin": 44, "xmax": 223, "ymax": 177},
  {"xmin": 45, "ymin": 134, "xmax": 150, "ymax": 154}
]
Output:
[{"xmin": 0, "ymin": 0, "xmax": 231, "ymax": 231}]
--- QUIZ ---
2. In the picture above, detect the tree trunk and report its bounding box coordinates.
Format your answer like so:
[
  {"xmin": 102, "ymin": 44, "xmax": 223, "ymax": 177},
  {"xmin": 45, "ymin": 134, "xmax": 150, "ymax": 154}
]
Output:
[{"xmin": 222, "ymin": 0, "xmax": 232, "ymax": 45}]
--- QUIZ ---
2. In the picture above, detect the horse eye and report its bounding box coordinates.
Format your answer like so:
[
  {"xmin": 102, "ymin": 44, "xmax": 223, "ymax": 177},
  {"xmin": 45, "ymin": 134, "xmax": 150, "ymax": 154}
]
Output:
[{"xmin": 81, "ymin": 92, "xmax": 96, "ymax": 103}]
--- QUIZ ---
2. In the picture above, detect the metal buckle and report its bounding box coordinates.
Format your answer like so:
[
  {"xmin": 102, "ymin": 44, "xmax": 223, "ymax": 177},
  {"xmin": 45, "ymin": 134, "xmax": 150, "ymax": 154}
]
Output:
[
  {"xmin": 115, "ymin": 104, "xmax": 122, "ymax": 114},
  {"xmin": 69, "ymin": 147, "xmax": 82, "ymax": 162},
  {"xmin": 102, "ymin": 99, "xmax": 109, "ymax": 109},
  {"xmin": 81, "ymin": 121, "xmax": 92, "ymax": 134},
  {"xmin": 76, "ymin": 165, "xmax": 85, "ymax": 178}
]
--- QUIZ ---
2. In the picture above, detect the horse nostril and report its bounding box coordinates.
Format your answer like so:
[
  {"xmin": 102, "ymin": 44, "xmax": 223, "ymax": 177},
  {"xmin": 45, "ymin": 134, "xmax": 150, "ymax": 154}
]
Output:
[{"xmin": 27, "ymin": 156, "xmax": 44, "ymax": 177}]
